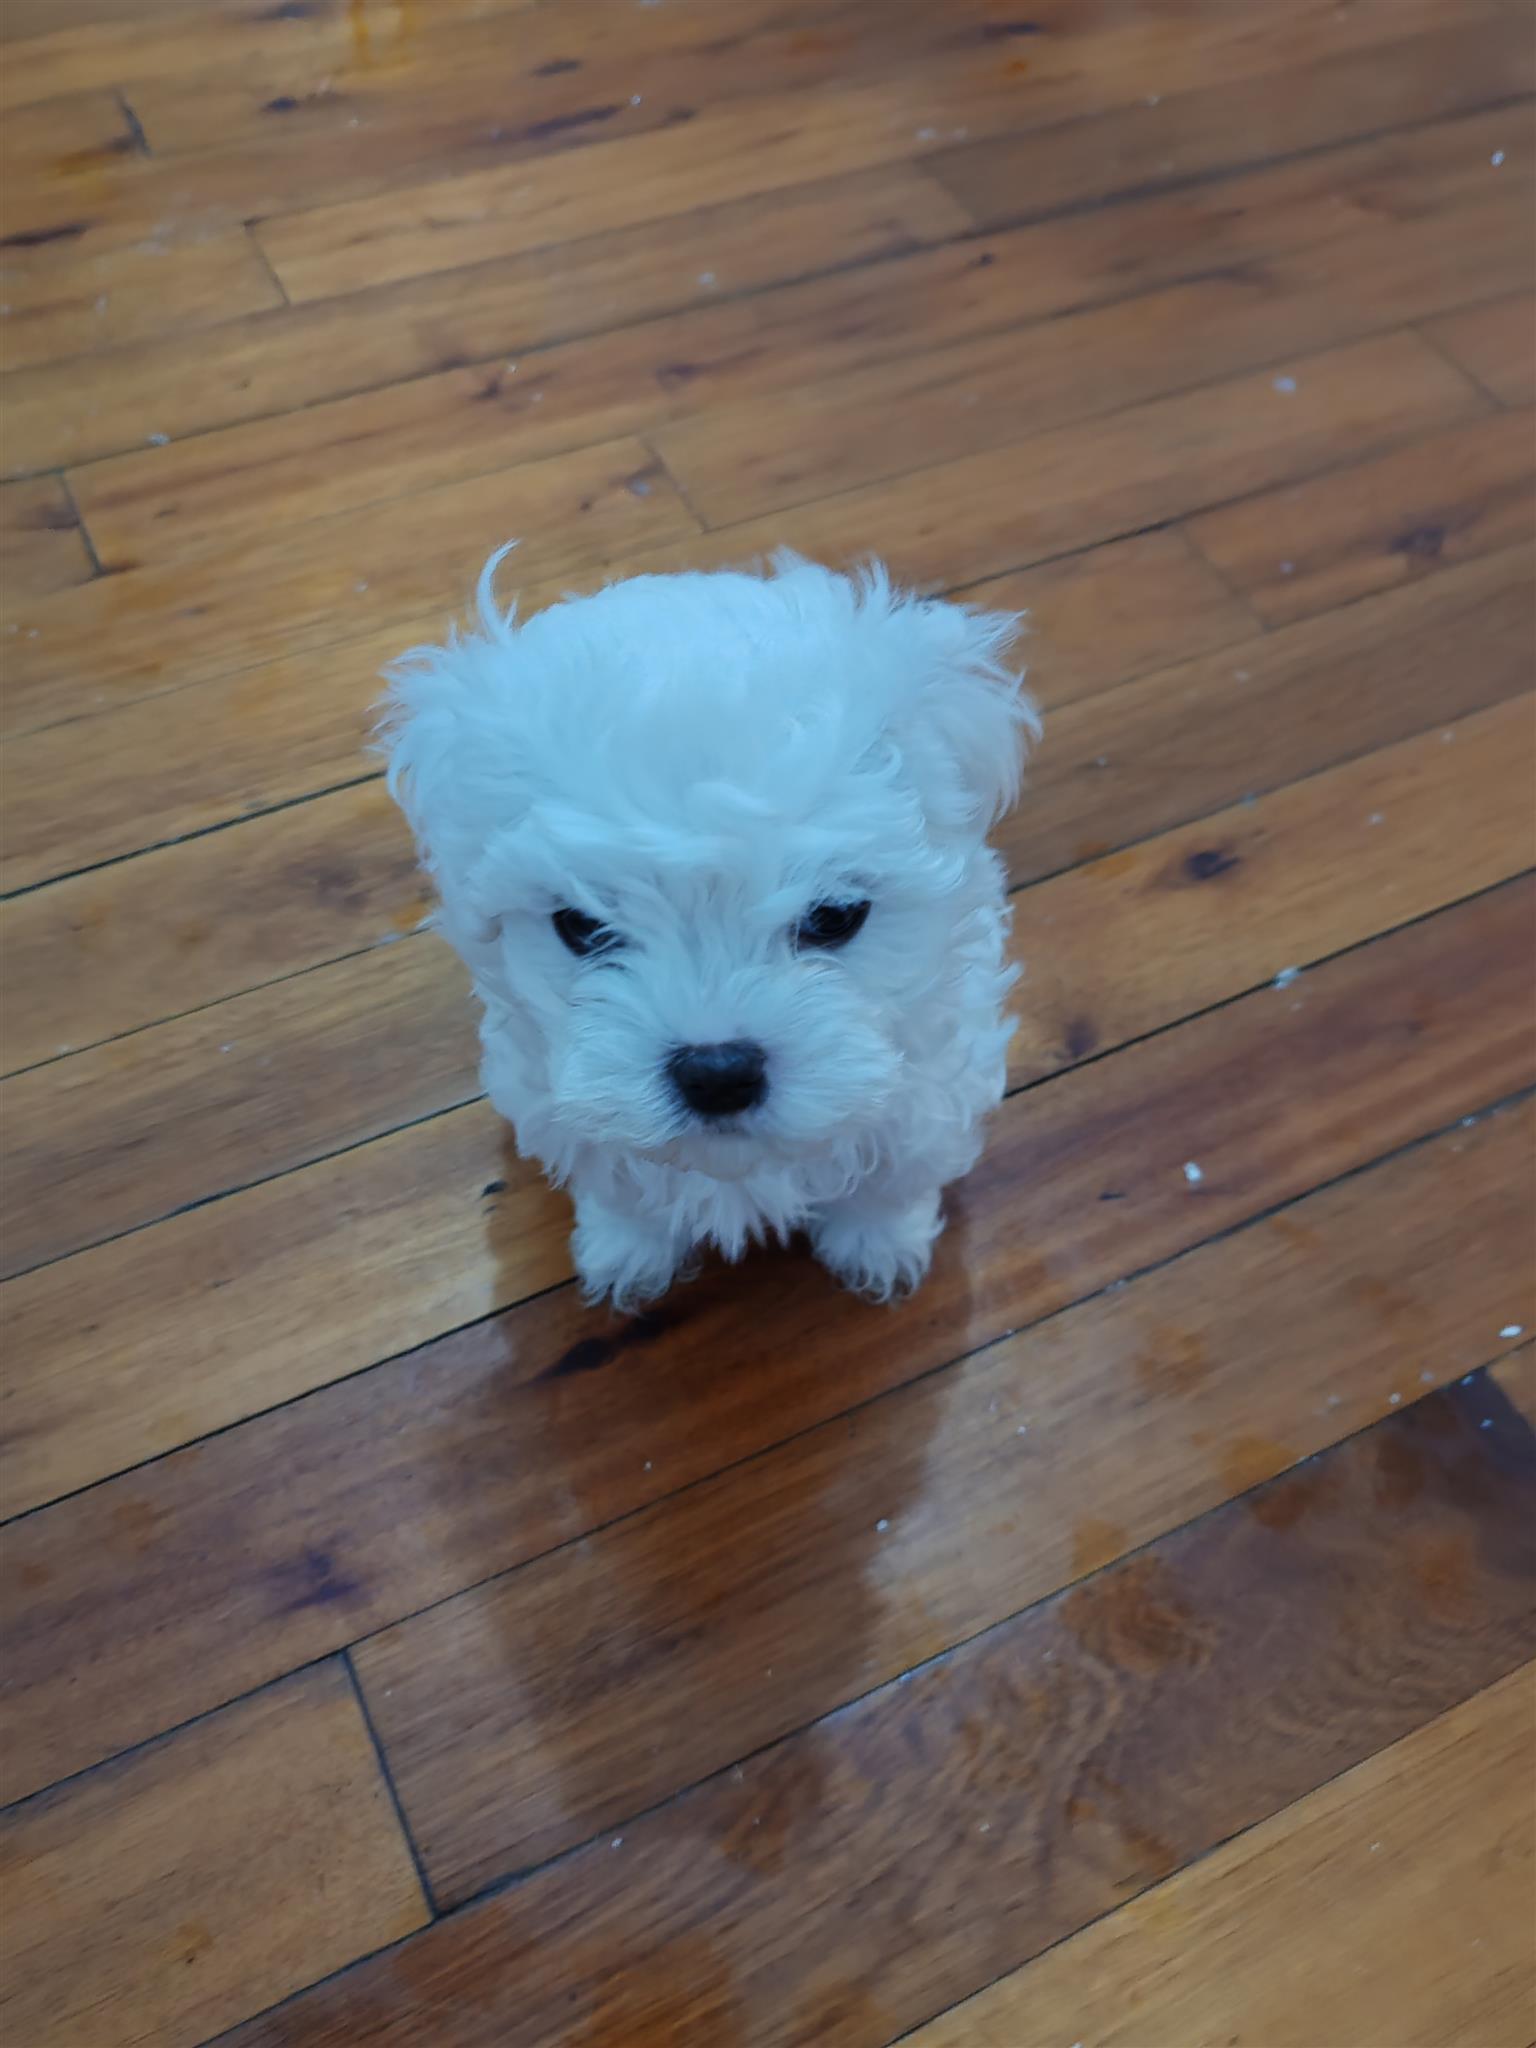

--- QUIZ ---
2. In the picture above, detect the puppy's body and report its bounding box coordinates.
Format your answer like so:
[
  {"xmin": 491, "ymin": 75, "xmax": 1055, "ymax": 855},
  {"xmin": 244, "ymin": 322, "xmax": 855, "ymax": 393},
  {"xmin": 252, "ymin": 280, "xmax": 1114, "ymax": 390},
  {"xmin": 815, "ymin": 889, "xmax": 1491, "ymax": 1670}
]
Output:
[{"xmin": 383, "ymin": 550, "xmax": 1035, "ymax": 1308}]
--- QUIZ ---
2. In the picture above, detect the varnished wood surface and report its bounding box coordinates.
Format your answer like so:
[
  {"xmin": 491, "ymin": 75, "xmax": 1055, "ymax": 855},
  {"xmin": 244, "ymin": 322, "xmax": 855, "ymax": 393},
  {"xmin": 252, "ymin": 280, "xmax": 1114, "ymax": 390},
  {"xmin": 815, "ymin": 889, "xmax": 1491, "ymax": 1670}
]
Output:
[{"xmin": 0, "ymin": 0, "xmax": 1533, "ymax": 2042}]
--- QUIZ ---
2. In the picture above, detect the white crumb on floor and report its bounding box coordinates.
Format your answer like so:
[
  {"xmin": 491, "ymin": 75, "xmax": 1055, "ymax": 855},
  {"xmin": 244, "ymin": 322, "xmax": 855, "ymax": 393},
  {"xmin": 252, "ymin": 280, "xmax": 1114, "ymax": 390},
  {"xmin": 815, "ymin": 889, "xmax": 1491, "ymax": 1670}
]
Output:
[
  {"xmin": 1017, "ymin": 1424, "xmax": 1028, "ymax": 1436},
  {"xmin": 1388, "ymin": 1392, "xmax": 1402, "ymax": 1405},
  {"xmin": 876, "ymin": 1518, "xmax": 890, "ymax": 1532},
  {"xmin": 1500, "ymin": 1324, "xmax": 1524, "ymax": 1339},
  {"xmin": 1368, "ymin": 812, "xmax": 1385, "ymax": 825},
  {"xmin": 146, "ymin": 431, "xmax": 169, "ymax": 445},
  {"xmin": 1182, "ymin": 1161, "xmax": 1204, "ymax": 1184},
  {"xmin": 1480, "ymin": 1418, "xmax": 1494, "ymax": 1429},
  {"xmin": 1491, "ymin": 149, "xmax": 1506, "ymax": 165},
  {"xmin": 1274, "ymin": 965, "xmax": 1301, "ymax": 988},
  {"xmin": 1420, "ymin": 1369, "xmax": 1434, "ymax": 1384},
  {"xmin": 630, "ymin": 93, "xmax": 642, "ymax": 104},
  {"xmin": 1463, "ymin": 1373, "xmax": 1476, "ymax": 1385},
  {"xmin": 611, "ymin": 1836, "xmax": 624, "ymax": 1848},
  {"xmin": 1272, "ymin": 374, "xmax": 1297, "ymax": 393},
  {"xmin": 643, "ymin": 1459, "xmax": 653, "ymax": 1470},
  {"xmin": 978, "ymin": 1820, "xmax": 990, "ymax": 1832}
]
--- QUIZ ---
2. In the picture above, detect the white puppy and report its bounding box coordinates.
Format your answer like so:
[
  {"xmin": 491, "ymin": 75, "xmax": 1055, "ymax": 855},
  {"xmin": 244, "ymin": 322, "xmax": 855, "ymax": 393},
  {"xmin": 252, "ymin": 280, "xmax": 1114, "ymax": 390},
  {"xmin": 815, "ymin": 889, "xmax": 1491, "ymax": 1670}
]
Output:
[{"xmin": 381, "ymin": 547, "xmax": 1037, "ymax": 1309}]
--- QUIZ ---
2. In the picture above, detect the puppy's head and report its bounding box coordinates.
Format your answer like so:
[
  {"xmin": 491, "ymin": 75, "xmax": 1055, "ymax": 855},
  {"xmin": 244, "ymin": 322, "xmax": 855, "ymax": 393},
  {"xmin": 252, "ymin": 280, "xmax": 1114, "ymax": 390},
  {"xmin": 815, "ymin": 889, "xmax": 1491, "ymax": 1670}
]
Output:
[{"xmin": 381, "ymin": 548, "xmax": 1035, "ymax": 1174}]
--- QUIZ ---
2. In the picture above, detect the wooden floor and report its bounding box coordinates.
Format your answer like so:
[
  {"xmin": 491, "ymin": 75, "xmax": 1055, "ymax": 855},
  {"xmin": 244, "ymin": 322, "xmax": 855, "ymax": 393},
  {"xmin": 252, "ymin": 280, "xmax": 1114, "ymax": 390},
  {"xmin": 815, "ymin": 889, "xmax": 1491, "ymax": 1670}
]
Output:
[{"xmin": 1, "ymin": 0, "xmax": 1534, "ymax": 2041}]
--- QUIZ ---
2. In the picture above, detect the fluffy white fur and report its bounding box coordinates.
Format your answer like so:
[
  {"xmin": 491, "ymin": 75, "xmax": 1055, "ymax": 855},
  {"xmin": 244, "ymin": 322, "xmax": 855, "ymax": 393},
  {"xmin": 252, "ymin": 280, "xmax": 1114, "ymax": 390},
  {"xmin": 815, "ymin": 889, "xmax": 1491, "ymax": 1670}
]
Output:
[{"xmin": 380, "ymin": 547, "xmax": 1037, "ymax": 1309}]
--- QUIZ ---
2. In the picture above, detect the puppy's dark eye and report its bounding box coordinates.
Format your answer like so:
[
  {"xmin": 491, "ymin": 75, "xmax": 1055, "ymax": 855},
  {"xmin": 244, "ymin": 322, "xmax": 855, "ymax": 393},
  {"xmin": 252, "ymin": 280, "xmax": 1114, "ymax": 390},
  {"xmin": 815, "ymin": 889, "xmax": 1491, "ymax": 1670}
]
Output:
[
  {"xmin": 552, "ymin": 907, "xmax": 620, "ymax": 957},
  {"xmin": 795, "ymin": 899, "xmax": 871, "ymax": 950}
]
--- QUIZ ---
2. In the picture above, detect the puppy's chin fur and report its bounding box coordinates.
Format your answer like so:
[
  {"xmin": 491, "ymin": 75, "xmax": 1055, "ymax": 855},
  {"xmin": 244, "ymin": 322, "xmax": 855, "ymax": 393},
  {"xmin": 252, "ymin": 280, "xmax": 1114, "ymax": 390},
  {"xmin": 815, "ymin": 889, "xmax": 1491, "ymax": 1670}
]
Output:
[{"xmin": 381, "ymin": 546, "xmax": 1038, "ymax": 1310}]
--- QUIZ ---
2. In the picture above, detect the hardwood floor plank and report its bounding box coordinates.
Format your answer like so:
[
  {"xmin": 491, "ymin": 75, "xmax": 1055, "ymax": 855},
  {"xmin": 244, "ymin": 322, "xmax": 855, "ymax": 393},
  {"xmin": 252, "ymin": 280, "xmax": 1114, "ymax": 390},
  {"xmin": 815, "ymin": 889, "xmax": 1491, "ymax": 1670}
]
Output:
[
  {"xmin": 1186, "ymin": 408, "xmax": 1536, "ymax": 625},
  {"xmin": 0, "ymin": 1662, "xmax": 427, "ymax": 2048},
  {"xmin": 0, "ymin": 621, "xmax": 405, "ymax": 894},
  {"xmin": 0, "ymin": 476, "xmax": 91, "ymax": 598},
  {"xmin": 2, "ymin": 881, "xmax": 1531, "ymax": 1778},
  {"xmin": 1, "ymin": 435, "xmax": 696, "ymax": 733},
  {"xmin": 999, "ymin": 543, "xmax": 1535, "ymax": 889},
  {"xmin": 354, "ymin": 1113, "xmax": 1536, "ymax": 1904},
  {"xmin": 535, "ymin": 330, "xmax": 1513, "ymax": 608},
  {"xmin": 0, "ymin": 0, "xmax": 539, "ymax": 101},
  {"xmin": 2, "ymin": 163, "xmax": 965, "ymax": 480},
  {"xmin": 0, "ymin": 1093, "xmax": 563, "ymax": 1522},
  {"xmin": 0, "ymin": 542, "xmax": 1523, "ymax": 1273},
  {"xmin": 127, "ymin": 0, "xmax": 1016, "ymax": 163},
  {"xmin": 229, "ymin": 1369, "xmax": 1536, "ymax": 2046},
  {"xmin": 0, "ymin": 87, "xmax": 138, "ymax": 199},
  {"xmin": 0, "ymin": 43, "xmax": 1023, "ymax": 256},
  {"xmin": 1423, "ymin": 290, "xmax": 1536, "ymax": 405},
  {"xmin": 0, "ymin": 527, "xmax": 1247, "ymax": 897},
  {"xmin": 654, "ymin": 204, "xmax": 1521, "ymax": 526},
  {"xmin": 0, "ymin": 938, "xmax": 477, "ymax": 1280},
  {"xmin": 3, "ymin": 540, "xmax": 1522, "ymax": 1254},
  {"xmin": 1008, "ymin": 692, "xmax": 1536, "ymax": 1085},
  {"xmin": 62, "ymin": 107, "xmax": 1524, "ymax": 565},
  {"xmin": 930, "ymin": 10, "xmax": 1532, "ymax": 230},
  {"xmin": 10, "ymin": 86, "xmax": 1515, "ymax": 494},
  {"xmin": 247, "ymin": 0, "xmax": 1508, "ymax": 302},
  {"xmin": 907, "ymin": 1664, "xmax": 1536, "ymax": 2048},
  {"xmin": 0, "ymin": 224, "xmax": 284, "ymax": 374},
  {"xmin": 0, "ymin": 781, "xmax": 422, "ymax": 1070}
]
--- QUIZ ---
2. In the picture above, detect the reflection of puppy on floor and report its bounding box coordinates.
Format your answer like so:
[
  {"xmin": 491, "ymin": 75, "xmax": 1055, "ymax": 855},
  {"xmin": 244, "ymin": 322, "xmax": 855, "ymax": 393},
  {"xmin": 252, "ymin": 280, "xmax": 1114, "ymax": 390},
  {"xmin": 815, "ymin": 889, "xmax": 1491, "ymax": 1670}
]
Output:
[{"xmin": 382, "ymin": 547, "xmax": 1038, "ymax": 1309}]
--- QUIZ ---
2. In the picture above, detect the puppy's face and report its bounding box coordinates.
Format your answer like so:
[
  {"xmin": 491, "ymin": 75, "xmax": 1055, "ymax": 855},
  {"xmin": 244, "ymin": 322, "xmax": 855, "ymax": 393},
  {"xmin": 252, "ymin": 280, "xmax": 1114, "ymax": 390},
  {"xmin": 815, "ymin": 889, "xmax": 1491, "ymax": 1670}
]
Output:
[{"xmin": 382, "ymin": 554, "xmax": 1032, "ymax": 1172}]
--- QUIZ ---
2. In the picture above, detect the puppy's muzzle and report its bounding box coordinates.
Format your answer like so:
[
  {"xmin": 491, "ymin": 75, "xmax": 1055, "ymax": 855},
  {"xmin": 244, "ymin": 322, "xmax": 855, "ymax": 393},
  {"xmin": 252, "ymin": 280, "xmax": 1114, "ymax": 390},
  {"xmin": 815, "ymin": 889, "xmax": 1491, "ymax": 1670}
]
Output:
[{"xmin": 667, "ymin": 1040, "xmax": 768, "ymax": 1120}]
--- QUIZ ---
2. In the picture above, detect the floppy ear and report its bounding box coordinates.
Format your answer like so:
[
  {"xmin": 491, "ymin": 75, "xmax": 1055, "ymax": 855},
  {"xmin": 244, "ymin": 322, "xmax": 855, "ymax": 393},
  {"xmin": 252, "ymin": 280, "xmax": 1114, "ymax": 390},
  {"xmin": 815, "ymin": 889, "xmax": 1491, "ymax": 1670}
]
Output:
[
  {"xmin": 376, "ymin": 543, "xmax": 522, "ymax": 943},
  {"xmin": 888, "ymin": 588, "xmax": 1039, "ymax": 844}
]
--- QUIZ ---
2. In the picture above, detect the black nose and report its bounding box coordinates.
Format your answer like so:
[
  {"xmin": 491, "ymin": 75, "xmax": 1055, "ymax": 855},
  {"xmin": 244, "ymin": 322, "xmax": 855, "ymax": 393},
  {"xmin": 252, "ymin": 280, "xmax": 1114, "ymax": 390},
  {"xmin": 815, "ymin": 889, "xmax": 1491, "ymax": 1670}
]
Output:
[{"xmin": 667, "ymin": 1040, "xmax": 768, "ymax": 1120}]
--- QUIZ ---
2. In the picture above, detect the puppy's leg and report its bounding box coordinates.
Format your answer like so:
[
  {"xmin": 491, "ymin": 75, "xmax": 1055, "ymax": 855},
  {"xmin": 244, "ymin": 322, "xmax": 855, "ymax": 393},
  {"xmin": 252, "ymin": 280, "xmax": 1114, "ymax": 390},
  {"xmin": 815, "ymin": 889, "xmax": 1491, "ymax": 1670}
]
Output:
[
  {"xmin": 810, "ymin": 1177, "xmax": 944, "ymax": 1301},
  {"xmin": 572, "ymin": 1186, "xmax": 688, "ymax": 1311}
]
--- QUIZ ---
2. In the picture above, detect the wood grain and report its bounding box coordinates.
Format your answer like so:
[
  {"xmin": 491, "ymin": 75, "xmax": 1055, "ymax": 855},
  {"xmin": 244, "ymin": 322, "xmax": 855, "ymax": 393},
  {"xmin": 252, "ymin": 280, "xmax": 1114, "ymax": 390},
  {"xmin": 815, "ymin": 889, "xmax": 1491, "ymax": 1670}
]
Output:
[
  {"xmin": 61, "ymin": 103, "xmax": 1522, "ymax": 563},
  {"xmin": 0, "ymin": 1662, "xmax": 426, "ymax": 2048},
  {"xmin": 10, "ymin": 425, "xmax": 1518, "ymax": 1099},
  {"xmin": 1, "ymin": 163, "xmax": 966, "ymax": 479},
  {"xmin": 0, "ymin": 223, "xmax": 282, "ymax": 375},
  {"xmin": 0, "ymin": 1094, "xmax": 568, "ymax": 1520},
  {"xmin": 251, "ymin": 0, "xmax": 1465, "ymax": 300},
  {"xmin": 229, "ymin": 1373, "xmax": 1536, "ymax": 2046},
  {"xmin": 907, "ymin": 1663, "xmax": 1536, "ymax": 2048},
  {"xmin": 1007, "ymin": 691, "xmax": 1536, "ymax": 1085},
  {"xmin": 1424, "ymin": 290, "xmax": 1536, "ymax": 405},
  {"xmin": 3, "ymin": 888, "xmax": 1531, "ymax": 1800},
  {"xmin": 0, "ymin": 618, "xmax": 408, "ymax": 893},
  {"xmin": 0, "ymin": 528, "xmax": 1249, "ymax": 894},
  {"xmin": 653, "ymin": 202, "xmax": 1518, "ymax": 525},
  {"xmin": 1000, "ymin": 542, "xmax": 1535, "ymax": 889},
  {"xmin": 0, "ymin": 476, "xmax": 91, "ymax": 599},
  {"xmin": 353, "ymin": 1107, "xmax": 1536, "ymax": 1903},
  {"xmin": 930, "ymin": 10, "xmax": 1533, "ymax": 229},
  {"xmin": 514, "ymin": 329, "xmax": 1509, "ymax": 605},
  {"xmin": 0, "ymin": 780, "xmax": 422, "ymax": 1070},
  {"xmin": 1, "ymin": 436, "xmax": 697, "ymax": 734},
  {"xmin": 128, "ymin": 0, "xmax": 1018, "ymax": 162},
  {"xmin": 0, "ymin": 936, "xmax": 477, "ymax": 1279},
  {"xmin": 1186, "ymin": 407, "xmax": 1536, "ymax": 624}
]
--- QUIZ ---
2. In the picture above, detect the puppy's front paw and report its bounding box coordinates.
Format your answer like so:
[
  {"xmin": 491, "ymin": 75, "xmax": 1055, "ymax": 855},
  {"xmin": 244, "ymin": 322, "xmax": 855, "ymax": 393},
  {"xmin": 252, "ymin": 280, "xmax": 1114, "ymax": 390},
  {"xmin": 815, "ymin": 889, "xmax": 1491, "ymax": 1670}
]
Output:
[
  {"xmin": 811, "ymin": 1188, "xmax": 943, "ymax": 1302},
  {"xmin": 572, "ymin": 1196, "xmax": 685, "ymax": 1312}
]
